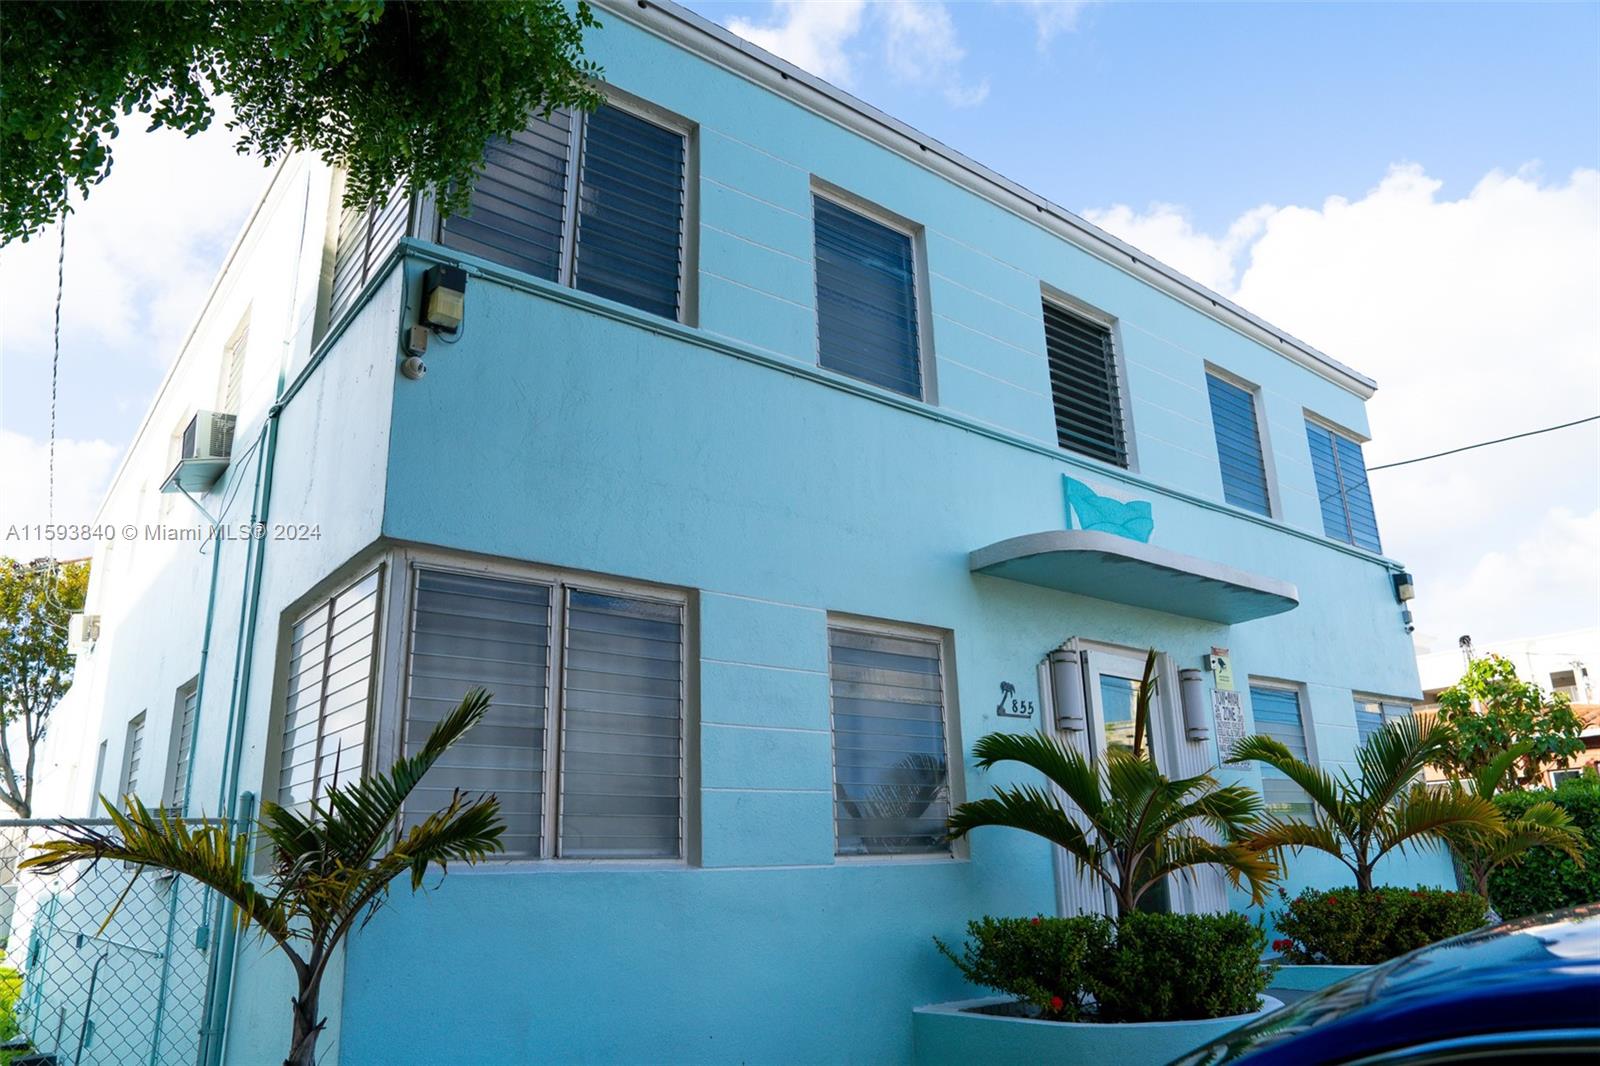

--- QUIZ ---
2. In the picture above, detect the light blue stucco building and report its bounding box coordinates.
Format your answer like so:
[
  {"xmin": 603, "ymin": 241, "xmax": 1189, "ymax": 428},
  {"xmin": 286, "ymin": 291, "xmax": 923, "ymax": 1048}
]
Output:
[{"xmin": 50, "ymin": 2, "xmax": 1450, "ymax": 1062}]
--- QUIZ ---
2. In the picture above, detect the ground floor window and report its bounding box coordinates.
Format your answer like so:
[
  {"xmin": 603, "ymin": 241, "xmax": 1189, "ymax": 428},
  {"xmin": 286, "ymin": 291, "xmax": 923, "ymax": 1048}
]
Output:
[
  {"xmin": 1354, "ymin": 695, "xmax": 1413, "ymax": 746},
  {"xmin": 1248, "ymin": 682, "xmax": 1316, "ymax": 820}
]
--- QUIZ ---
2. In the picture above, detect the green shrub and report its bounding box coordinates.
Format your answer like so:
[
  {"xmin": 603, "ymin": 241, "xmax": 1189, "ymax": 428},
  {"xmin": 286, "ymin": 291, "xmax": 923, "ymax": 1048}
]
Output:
[
  {"xmin": 1093, "ymin": 911, "xmax": 1269, "ymax": 1022},
  {"xmin": 1489, "ymin": 775, "xmax": 1600, "ymax": 919},
  {"xmin": 1273, "ymin": 886, "xmax": 1486, "ymax": 965},
  {"xmin": 935, "ymin": 915, "xmax": 1109, "ymax": 1020},
  {"xmin": 936, "ymin": 912, "xmax": 1270, "ymax": 1023}
]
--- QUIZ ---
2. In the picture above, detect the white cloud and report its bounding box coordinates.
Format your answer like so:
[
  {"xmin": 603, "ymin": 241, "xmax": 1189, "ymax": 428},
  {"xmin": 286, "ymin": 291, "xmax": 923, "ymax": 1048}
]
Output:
[
  {"xmin": 723, "ymin": 0, "xmax": 988, "ymax": 106},
  {"xmin": 726, "ymin": 1, "xmax": 866, "ymax": 84},
  {"xmin": 1087, "ymin": 164, "xmax": 1600, "ymax": 642},
  {"xmin": 1004, "ymin": 0, "xmax": 1094, "ymax": 49},
  {"xmin": 0, "ymin": 430, "xmax": 120, "ymax": 562}
]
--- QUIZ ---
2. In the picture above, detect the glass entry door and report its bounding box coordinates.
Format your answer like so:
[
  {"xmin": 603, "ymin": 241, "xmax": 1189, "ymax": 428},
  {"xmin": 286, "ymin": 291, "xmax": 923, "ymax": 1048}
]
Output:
[{"xmin": 1083, "ymin": 649, "xmax": 1171, "ymax": 914}]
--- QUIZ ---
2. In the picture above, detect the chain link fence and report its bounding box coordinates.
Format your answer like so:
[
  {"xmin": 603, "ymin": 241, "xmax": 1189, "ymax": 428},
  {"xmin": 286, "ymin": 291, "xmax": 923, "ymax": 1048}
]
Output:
[{"xmin": 0, "ymin": 820, "xmax": 213, "ymax": 1066}]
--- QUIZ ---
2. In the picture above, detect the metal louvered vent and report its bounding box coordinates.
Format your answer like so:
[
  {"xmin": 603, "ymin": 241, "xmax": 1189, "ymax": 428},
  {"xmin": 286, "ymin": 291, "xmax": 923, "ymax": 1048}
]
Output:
[
  {"xmin": 1205, "ymin": 372, "xmax": 1271, "ymax": 515},
  {"xmin": 813, "ymin": 196, "xmax": 923, "ymax": 398},
  {"xmin": 1043, "ymin": 302, "xmax": 1126, "ymax": 466}
]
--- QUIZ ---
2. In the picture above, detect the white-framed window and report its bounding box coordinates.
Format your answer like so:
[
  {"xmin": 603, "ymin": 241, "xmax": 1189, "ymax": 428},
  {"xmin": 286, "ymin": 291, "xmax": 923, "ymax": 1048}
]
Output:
[
  {"xmin": 1041, "ymin": 294, "xmax": 1130, "ymax": 468},
  {"xmin": 166, "ymin": 677, "xmax": 199, "ymax": 813},
  {"xmin": 439, "ymin": 95, "xmax": 692, "ymax": 323},
  {"xmin": 1353, "ymin": 695, "xmax": 1413, "ymax": 748},
  {"xmin": 90, "ymin": 739, "xmax": 108, "ymax": 816},
  {"xmin": 827, "ymin": 618, "xmax": 956, "ymax": 857},
  {"xmin": 277, "ymin": 568, "xmax": 383, "ymax": 813},
  {"xmin": 1248, "ymin": 681, "xmax": 1315, "ymax": 820},
  {"xmin": 1550, "ymin": 768, "xmax": 1583, "ymax": 786},
  {"xmin": 400, "ymin": 561, "xmax": 689, "ymax": 861},
  {"xmin": 812, "ymin": 187, "xmax": 929, "ymax": 400},
  {"xmin": 1305, "ymin": 415, "xmax": 1381, "ymax": 552},
  {"xmin": 1205, "ymin": 367, "xmax": 1272, "ymax": 516},
  {"xmin": 121, "ymin": 712, "xmax": 146, "ymax": 802},
  {"xmin": 218, "ymin": 314, "xmax": 249, "ymax": 415}
]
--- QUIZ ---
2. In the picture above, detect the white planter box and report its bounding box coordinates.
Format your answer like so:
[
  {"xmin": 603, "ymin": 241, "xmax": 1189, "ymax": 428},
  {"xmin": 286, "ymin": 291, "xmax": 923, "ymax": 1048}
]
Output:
[{"xmin": 912, "ymin": 995, "xmax": 1283, "ymax": 1066}]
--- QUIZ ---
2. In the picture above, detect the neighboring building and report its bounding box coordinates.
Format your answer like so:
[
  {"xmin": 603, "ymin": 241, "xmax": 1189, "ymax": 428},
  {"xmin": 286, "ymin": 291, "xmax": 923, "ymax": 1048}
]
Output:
[{"xmin": 41, "ymin": 2, "xmax": 1442, "ymax": 1062}]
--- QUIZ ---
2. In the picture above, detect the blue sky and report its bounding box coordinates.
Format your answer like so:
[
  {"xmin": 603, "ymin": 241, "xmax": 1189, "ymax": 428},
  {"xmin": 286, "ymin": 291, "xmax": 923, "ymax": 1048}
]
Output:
[{"xmin": 2, "ymin": 0, "xmax": 1597, "ymax": 648}]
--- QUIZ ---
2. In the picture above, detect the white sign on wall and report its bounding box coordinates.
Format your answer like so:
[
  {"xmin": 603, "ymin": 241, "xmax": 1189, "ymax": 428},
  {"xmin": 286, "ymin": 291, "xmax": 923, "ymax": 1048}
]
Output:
[{"xmin": 1213, "ymin": 689, "xmax": 1246, "ymax": 751}]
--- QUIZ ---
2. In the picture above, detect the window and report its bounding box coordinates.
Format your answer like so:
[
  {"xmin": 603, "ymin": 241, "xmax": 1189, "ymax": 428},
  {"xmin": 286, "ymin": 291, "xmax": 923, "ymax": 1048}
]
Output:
[
  {"xmin": 1550, "ymin": 669, "xmax": 1578, "ymax": 698},
  {"xmin": 329, "ymin": 177, "xmax": 410, "ymax": 324},
  {"xmin": 122, "ymin": 713, "xmax": 146, "ymax": 800},
  {"xmin": 1353, "ymin": 696, "xmax": 1412, "ymax": 747},
  {"xmin": 1043, "ymin": 301, "xmax": 1127, "ymax": 467},
  {"xmin": 828, "ymin": 621, "xmax": 954, "ymax": 857},
  {"xmin": 402, "ymin": 566, "xmax": 687, "ymax": 860},
  {"xmin": 1550, "ymin": 768, "xmax": 1583, "ymax": 786},
  {"xmin": 166, "ymin": 679, "xmax": 199, "ymax": 813},
  {"xmin": 218, "ymin": 318, "xmax": 248, "ymax": 415},
  {"xmin": 1306, "ymin": 419, "xmax": 1381, "ymax": 552},
  {"xmin": 1205, "ymin": 371, "xmax": 1271, "ymax": 516},
  {"xmin": 440, "ymin": 102, "xmax": 689, "ymax": 321},
  {"xmin": 90, "ymin": 740, "xmax": 108, "ymax": 815},
  {"xmin": 1249, "ymin": 684, "xmax": 1313, "ymax": 820},
  {"xmin": 813, "ymin": 194, "xmax": 924, "ymax": 398},
  {"xmin": 278, "ymin": 570, "xmax": 382, "ymax": 813}
]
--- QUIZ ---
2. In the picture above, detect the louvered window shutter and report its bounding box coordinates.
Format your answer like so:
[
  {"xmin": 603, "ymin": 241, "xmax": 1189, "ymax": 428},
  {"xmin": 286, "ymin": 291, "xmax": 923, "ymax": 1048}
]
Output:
[
  {"xmin": 1043, "ymin": 302, "xmax": 1127, "ymax": 466},
  {"xmin": 1205, "ymin": 373, "xmax": 1271, "ymax": 515},
  {"xmin": 405, "ymin": 569, "xmax": 552, "ymax": 859},
  {"xmin": 558, "ymin": 590, "xmax": 685, "ymax": 858},
  {"xmin": 1249, "ymin": 686, "xmax": 1313, "ymax": 819},
  {"xmin": 330, "ymin": 178, "xmax": 411, "ymax": 323},
  {"xmin": 441, "ymin": 111, "xmax": 574, "ymax": 283},
  {"xmin": 1305, "ymin": 420, "xmax": 1383, "ymax": 552},
  {"xmin": 829, "ymin": 625, "xmax": 952, "ymax": 856},
  {"xmin": 813, "ymin": 196, "xmax": 923, "ymax": 398},
  {"xmin": 572, "ymin": 106, "xmax": 687, "ymax": 320},
  {"xmin": 168, "ymin": 685, "xmax": 197, "ymax": 811},
  {"xmin": 278, "ymin": 570, "xmax": 380, "ymax": 813},
  {"xmin": 123, "ymin": 715, "xmax": 145, "ymax": 798}
]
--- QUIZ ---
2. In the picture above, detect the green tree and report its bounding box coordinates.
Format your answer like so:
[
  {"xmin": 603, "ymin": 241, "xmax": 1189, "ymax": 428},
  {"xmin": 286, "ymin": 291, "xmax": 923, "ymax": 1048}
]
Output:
[
  {"xmin": 1228, "ymin": 715, "xmax": 1503, "ymax": 893},
  {"xmin": 1434, "ymin": 654, "xmax": 1583, "ymax": 785},
  {"xmin": 1440, "ymin": 742, "xmax": 1585, "ymax": 901},
  {"xmin": 1, "ymin": 0, "xmax": 604, "ymax": 243},
  {"xmin": 948, "ymin": 650, "xmax": 1279, "ymax": 917},
  {"xmin": 0, "ymin": 557, "xmax": 89, "ymax": 817},
  {"xmin": 24, "ymin": 688, "xmax": 505, "ymax": 1066}
]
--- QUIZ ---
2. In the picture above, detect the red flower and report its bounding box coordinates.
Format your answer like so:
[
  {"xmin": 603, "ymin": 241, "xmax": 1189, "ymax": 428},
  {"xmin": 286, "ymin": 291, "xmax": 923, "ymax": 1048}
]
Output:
[
  {"xmin": 1272, "ymin": 938, "xmax": 1293, "ymax": 952},
  {"xmin": 1031, "ymin": 917, "xmax": 1042, "ymax": 925},
  {"xmin": 1050, "ymin": 996, "xmax": 1065, "ymax": 1012}
]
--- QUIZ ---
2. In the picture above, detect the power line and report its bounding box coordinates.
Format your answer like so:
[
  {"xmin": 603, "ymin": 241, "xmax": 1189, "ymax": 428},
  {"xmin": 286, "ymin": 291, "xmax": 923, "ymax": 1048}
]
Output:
[{"xmin": 1368, "ymin": 415, "xmax": 1600, "ymax": 472}]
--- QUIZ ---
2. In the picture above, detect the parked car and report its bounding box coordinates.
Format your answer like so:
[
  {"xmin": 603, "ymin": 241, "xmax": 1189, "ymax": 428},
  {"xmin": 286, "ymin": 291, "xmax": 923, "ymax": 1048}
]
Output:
[{"xmin": 1172, "ymin": 903, "xmax": 1600, "ymax": 1064}]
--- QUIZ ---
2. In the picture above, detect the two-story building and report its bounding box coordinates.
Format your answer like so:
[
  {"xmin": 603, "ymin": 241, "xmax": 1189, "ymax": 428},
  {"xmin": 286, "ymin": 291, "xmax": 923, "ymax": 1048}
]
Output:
[{"xmin": 40, "ymin": 2, "xmax": 1449, "ymax": 1062}]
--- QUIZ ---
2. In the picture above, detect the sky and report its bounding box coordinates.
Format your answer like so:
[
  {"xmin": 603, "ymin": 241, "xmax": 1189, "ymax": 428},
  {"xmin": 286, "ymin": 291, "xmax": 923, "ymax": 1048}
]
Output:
[{"xmin": 2, "ymin": 0, "xmax": 1597, "ymax": 657}]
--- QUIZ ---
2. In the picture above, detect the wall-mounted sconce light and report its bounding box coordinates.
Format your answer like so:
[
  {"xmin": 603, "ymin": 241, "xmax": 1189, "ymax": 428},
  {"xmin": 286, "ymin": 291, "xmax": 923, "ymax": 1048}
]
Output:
[
  {"xmin": 1048, "ymin": 646, "xmax": 1086, "ymax": 731},
  {"xmin": 1392, "ymin": 571, "xmax": 1416, "ymax": 603},
  {"xmin": 422, "ymin": 265, "xmax": 467, "ymax": 334},
  {"xmin": 1179, "ymin": 668, "xmax": 1210, "ymax": 742}
]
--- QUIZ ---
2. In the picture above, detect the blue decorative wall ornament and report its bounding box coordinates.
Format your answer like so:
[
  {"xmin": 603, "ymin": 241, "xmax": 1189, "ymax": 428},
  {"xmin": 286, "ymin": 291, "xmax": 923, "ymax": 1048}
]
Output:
[{"xmin": 1063, "ymin": 475, "xmax": 1155, "ymax": 542}]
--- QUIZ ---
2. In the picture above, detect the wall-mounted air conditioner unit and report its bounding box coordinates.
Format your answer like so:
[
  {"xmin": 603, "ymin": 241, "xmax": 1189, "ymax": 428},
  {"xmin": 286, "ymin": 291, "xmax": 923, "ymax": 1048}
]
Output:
[
  {"xmin": 181, "ymin": 411, "xmax": 237, "ymax": 462},
  {"xmin": 68, "ymin": 613, "xmax": 101, "ymax": 656}
]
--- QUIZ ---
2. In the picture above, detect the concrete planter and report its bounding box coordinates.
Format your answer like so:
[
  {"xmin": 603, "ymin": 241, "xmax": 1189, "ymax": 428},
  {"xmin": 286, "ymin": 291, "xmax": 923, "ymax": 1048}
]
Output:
[
  {"xmin": 1268, "ymin": 963, "xmax": 1370, "ymax": 992},
  {"xmin": 912, "ymin": 995, "xmax": 1284, "ymax": 1066}
]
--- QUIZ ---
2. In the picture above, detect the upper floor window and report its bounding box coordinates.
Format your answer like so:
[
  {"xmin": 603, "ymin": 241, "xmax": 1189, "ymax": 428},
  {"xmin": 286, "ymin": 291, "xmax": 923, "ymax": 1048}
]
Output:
[
  {"xmin": 1305, "ymin": 418, "xmax": 1381, "ymax": 552},
  {"xmin": 1249, "ymin": 683, "xmax": 1314, "ymax": 820},
  {"xmin": 440, "ymin": 101, "xmax": 689, "ymax": 322},
  {"xmin": 121, "ymin": 712, "xmax": 146, "ymax": 801},
  {"xmin": 402, "ymin": 565, "xmax": 687, "ymax": 860},
  {"xmin": 166, "ymin": 679, "xmax": 198, "ymax": 813},
  {"xmin": 218, "ymin": 316, "xmax": 249, "ymax": 415},
  {"xmin": 813, "ymin": 193, "xmax": 925, "ymax": 399},
  {"xmin": 827, "ymin": 620, "xmax": 954, "ymax": 857},
  {"xmin": 1205, "ymin": 371, "xmax": 1271, "ymax": 516},
  {"xmin": 277, "ymin": 569, "xmax": 382, "ymax": 813},
  {"xmin": 1353, "ymin": 696, "xmax": 1412, "ymax": 747},
  {"xmin": 330, "ymin": 176, "xmax": 410, "ymax": 325},
  {"xmin": 1043, "ymin": 300, "xmax": 1127, "ymax": 467}
]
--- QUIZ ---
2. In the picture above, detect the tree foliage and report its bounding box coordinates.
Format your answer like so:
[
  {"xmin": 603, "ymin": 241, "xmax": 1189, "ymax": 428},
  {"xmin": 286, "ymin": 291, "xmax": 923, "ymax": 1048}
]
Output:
[
  {"xmin": 1228, "ymin": 714, "xmax": 1502, "ymax": 892},
  {"xmin": 1, "ymin": 0, "xmax": 604, "ymax": 243},
  {"xmin": 948, "ymin": 650, "xmax": 1279, "ymax": 917},
  {"xmin": 1439, "ymin": 742, "xmax": 1585, "ymax": 901},
  {"xmin": 0, "ymin": 556, "xmax": 89, "ymax": 817},
  {"xmin": 1434, "ymin": 654, "xmax": 1583, "ymax": 784},
  {"xmin": 25, "ymin": 687, "xmax": 504, "ymax": 1066}
]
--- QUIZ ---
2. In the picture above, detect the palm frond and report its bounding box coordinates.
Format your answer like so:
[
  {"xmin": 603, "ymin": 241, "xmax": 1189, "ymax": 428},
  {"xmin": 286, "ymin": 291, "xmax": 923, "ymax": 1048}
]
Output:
[
  {"xmin": 1130, "ymin": 648, "xmax": 1158, "ymax": 761},
  {"xmin": 946, "ymin": 783, "xmax": 1101, "ymax": 875},
  {"xmin": 1241, "ymin": 815, "xmax": 1347, "ymax": 866},
  {"xmin": 1473, "ymin": 741, "xmax": 1533, "ymax": 801},
  {"xmin": 1352, "ymin": 714, "xmax": 1444, "ymax": 817},
  {"xmin": 969, "ymin": 731, "xmax": 1105, "ymax": 819},
  {"xmin": 1147, "ymin": 780, "xmax": 1264, "ymax": 842},
  {"xmin": 1144, "ymin": 833, "xmax": 1280, "ymax": 908},
  {"xmin": 1483, "ymin": 801, "xmax": 1587, "ymax": 867},
  {"xmin": 1375, "ymin": 784, "xmax": 1502, "ymax": 859},
  {"xmin": 1228, "ymin": 734, "xmax": 1348, "ymax": 827}
]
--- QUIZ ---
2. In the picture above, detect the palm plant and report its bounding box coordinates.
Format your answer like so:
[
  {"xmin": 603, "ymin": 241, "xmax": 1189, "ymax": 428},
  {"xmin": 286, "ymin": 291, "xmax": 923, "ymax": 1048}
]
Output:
[
  {"xmin": 948, "ymin": 650, "xmax": 1278, "ymax": 917},
  {"xmin": 1441, "ymin": 742, "xmax": 1585, "ymax": 900},
  {"xmin": 23, "ymin": 688, "xmax": 505, "ymax": 1066},
  {"xmin": 1227, "ymin": 714, "xmax": 1502, "ymax": 893}
]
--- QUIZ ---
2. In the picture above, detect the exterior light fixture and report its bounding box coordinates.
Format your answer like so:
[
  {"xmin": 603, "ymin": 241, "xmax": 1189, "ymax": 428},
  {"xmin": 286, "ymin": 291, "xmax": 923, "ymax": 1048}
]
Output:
[
  {"xmin": 422, "ymin": 265, "xmax": 467, "ymax": 334},
  {"xmin": 1392, "ymin": 571, "xmax": 1415, "ymax": 603},
  {"xmin": 1047, "ymin": 645, "xmax": 1086, "ymax": 731},
  {"xmin": 1179, "ymin": 668, "xmax": 1210, "ymax": 742}
]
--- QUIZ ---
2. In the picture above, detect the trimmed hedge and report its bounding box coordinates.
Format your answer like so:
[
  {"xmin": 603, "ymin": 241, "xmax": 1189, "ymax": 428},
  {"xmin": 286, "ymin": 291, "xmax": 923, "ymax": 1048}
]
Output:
[
  {"xmin": 1272, "ymin": 886, "xmax": 1486, "ymax": 965},
  {"xmin": 936, "ymin": 911, "xmax": 1269, "ymax": 1023},
  {"xmin": 1490, "ymin": 775, "xmax": 1600, "ymax": 919}
]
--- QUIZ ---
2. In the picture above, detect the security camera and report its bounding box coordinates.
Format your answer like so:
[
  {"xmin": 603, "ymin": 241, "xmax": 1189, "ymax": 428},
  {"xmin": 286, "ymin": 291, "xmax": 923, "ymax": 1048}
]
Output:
[{"xmin": 400, "ymin": 356, "xmax": 426, "ymax": 380}]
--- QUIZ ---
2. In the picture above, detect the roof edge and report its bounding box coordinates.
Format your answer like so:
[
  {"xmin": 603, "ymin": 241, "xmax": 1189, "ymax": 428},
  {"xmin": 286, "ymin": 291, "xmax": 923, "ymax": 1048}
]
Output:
[{"xmin": 601, "ymin": 0, "xmax": 1377, "ymax": 399}]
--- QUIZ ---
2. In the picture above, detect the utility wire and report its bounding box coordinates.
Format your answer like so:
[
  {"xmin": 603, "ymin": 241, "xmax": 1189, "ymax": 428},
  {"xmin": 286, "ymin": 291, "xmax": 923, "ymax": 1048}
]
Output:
[{"xmin": 1368, "ymin": 415, "xmax": 1599, "ymax": 472}]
